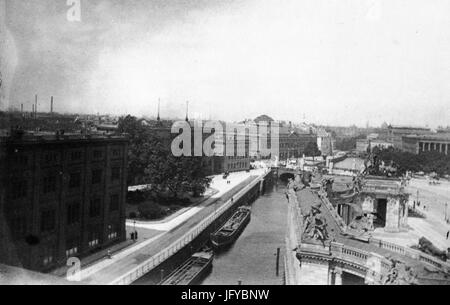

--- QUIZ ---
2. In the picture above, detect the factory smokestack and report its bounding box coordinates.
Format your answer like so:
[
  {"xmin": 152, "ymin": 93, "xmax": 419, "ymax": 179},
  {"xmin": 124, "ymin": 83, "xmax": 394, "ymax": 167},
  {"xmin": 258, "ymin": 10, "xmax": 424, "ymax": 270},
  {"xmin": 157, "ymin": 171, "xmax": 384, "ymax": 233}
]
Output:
[
  {"xmin": 50, "ymin": 96, "xmax": 53, "ymax": 114},
  {"xmin": 35, "ymin": 94, "xmax": 38, "ymax": 117}
]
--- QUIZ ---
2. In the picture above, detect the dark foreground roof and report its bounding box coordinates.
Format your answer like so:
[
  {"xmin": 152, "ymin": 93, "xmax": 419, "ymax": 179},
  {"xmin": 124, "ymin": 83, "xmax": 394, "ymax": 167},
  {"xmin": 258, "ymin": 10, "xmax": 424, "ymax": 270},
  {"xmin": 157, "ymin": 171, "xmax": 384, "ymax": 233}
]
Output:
[{"xmin": 0, "ymin": 264, "xmax": 78, "ymax": 285}]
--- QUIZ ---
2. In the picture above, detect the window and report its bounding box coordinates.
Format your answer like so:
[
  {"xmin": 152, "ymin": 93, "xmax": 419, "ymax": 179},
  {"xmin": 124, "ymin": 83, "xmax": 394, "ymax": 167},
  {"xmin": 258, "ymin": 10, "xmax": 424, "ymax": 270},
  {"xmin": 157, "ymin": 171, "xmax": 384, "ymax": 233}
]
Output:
[
  {"xmin": 71, "ymin": 151, "xmax": 82, "ymax": 162},
  {"xmin": 92, "ymin": 169, "xmax": 102, "ymax": 185},
  {"xmin": 13, "ymin": 154, "xmax": 28, "ymax": 166},
  {"xmin": 88, "ymin": 228, "xmax": 100, "ymax": 248},
  {"xmin": 89, "ymin": 197, "xmax": 101, "ymax": 218},
  {"xmin": 43, "ymin": 152, "xmax": 58, "ymax": 164},
  {"xmin": 40, "ymin": 209, "xmax": 56, "ymax": 233},
  {"xmin": 93, "ymin": 150, "xmax": 103, "ymax": 160},
  {"xmin": 43, "ymin": 175, "xmax": 57, "ymax": 194},
  {"xmin": 66, "ymin": 237, "xmax": 79, "ymax": 257},
  {"xmin": 42, "ymin": 247, "xmax": 54, "ymax": 266},
  {"xmin": 69, "ymin": 172, "xmax": 81, "ymax": 188},
  {"xmin": 11, "ymin": 180, "xmax": 27, "ymax": 199},
  {"xmin": 112, "ymin": 149, "xmax": 121, "ymax": 158},
  {"xmin": 109, "ymin": 194, "xmax": 120, "ymax": 212},
  {"xmin": 111, "ymin": 167, "xmax": 120, "ymax": 182},
  {"xmin": 107, "ymin": 224, "xmax": 118, "ymax": 240},
  {"xmin": 7, "ymin": 214, "xmax": 26, "ymax": 240},
  {"xmin": 108, "ymin": 224, "xmax": 119, "ymax": 240},
  {"xmin": 67, "ymin": 202, "xmax": 80, "ymax": 225}
]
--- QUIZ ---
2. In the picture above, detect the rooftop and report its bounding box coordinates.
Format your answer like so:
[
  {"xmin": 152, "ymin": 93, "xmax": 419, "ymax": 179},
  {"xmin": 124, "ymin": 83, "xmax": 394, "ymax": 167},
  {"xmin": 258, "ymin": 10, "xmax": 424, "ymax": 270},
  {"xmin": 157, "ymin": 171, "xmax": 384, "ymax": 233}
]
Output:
[
  {"xmin": 389, "ymin": 125, "xmax": 432, "ymax": 131},
  {"xmin": 404, "ymin": 133, "xmax": 450, "ymax": 141},
  {"xmin": 0, "ymin": 129, "xmax": 128, "ymax": 144}
]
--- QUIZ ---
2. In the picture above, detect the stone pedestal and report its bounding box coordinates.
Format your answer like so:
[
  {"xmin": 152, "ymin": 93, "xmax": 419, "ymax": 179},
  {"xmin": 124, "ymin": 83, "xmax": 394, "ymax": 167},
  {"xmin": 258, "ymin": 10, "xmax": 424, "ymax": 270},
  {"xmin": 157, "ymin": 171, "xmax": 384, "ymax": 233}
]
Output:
[{"xmin": 297, "ymin": 261, "xmax": 330, "ymax": 285}]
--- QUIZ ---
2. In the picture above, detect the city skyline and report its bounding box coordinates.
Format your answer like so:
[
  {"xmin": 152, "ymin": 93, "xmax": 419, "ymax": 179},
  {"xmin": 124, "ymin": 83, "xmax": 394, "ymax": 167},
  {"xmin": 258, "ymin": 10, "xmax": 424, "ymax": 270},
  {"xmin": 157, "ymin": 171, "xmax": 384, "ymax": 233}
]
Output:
[{"xmin": 1, "ymin": 0, "xmax": 450, "ymax": 128}]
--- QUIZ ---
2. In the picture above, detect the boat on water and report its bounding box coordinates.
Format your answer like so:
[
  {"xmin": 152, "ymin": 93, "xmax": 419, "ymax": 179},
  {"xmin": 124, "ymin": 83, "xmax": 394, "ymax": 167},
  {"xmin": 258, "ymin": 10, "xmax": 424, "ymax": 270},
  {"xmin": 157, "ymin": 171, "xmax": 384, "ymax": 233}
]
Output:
[
  {"xmin": 210, "ymin": 206, "xmax": 251, "ymax": 250},
  {"xmin": 160, "ymin": 248, "xmax": 214, "ymax": 285}
]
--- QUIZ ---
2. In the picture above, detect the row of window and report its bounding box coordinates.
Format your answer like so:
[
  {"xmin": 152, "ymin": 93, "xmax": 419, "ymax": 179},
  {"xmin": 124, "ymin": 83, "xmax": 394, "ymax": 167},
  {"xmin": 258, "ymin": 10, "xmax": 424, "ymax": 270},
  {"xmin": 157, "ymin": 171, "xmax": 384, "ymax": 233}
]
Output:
[
  {"xmin": 6, "ymin": 195, "xmax": 121, "ymax": 239},
  {"xmin": 42, "ymin": 225, "xmax": 120, "ymax": 266},
  {"xmin": 67, "ymin": 167, "xmax": 122, "ymax": 189},
  {"xmin": 65, "ymin": 226, "xmax": 119, "ymax": 259},
  {"xmin": 10, "ymin": 167, "xmax": 122, "ymax": 199},
  {"xmin": 227, "ymin": 162, "xmax": 248, "ymax": 170},
  {"xmin": 11, "ymin": 148, "xmax": 123, "ymax": 167}
]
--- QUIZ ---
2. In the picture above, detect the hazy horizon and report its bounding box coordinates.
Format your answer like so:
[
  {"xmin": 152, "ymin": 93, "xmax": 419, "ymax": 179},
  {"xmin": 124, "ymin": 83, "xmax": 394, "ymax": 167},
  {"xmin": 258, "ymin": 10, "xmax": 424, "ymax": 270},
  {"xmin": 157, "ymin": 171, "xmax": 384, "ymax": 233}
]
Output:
[{"xmin": 1, "ymin": 0, "xmax": 450, "ymax": 128}]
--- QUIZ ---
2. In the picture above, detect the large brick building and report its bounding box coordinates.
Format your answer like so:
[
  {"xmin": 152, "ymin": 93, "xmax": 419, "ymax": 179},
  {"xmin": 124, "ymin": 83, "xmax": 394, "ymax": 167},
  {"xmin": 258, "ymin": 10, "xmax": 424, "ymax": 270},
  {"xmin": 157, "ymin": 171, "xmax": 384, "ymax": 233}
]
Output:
[{"xmin": 0, "ymin": 129, "xmax": 128, "ymax": 272}]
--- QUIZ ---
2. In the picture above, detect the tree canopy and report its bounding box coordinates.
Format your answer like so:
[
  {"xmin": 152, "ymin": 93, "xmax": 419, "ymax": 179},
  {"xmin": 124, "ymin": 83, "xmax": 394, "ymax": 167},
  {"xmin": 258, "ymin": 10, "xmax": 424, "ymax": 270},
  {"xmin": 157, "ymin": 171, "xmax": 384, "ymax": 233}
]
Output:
[
  {"xmin": 372, "ymin": 146, "xmax": 450, "ymax": 177},
  {"xmin": 304, "ymin": 141, "xmax": 322, "ymax": 157},
  {"xmin": 118, "ymin": 116, "xmax": 211, "ymax": 198}
]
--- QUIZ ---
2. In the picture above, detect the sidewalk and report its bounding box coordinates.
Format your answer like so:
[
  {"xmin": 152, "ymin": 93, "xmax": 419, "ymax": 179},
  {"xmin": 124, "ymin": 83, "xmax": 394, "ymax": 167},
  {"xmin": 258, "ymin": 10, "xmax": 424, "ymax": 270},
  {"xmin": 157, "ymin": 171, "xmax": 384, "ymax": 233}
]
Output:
[{"xmin": 127, "ymin": 169, "xmax": 266, "ymax": 231}]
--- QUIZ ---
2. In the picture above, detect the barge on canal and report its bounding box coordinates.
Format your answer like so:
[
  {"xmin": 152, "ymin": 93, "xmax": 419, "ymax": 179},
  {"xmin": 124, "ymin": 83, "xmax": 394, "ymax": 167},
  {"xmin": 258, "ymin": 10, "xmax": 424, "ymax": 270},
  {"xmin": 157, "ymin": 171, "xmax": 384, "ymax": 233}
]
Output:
[
  {"xmin": 210, "ymin": 206, "xmax": 251, "ymax": 250},
  {"xmin": 160, "ymin": 249, "xmax": 214, "ymax": 285}
]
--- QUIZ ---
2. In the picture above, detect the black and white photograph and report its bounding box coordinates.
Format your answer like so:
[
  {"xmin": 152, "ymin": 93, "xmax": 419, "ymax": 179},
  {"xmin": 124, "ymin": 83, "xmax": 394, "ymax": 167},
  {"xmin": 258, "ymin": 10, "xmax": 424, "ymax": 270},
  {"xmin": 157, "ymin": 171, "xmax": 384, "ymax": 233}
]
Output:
[{"xmin": 1, "ymin": 0, "xmax": 450, "ymax": 293}]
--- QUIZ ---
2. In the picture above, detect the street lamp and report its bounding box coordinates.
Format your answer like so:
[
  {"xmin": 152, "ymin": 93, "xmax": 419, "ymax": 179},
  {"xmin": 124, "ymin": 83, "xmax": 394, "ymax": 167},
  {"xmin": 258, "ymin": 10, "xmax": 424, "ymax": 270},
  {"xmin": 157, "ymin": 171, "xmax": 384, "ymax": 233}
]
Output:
[{"xmin": 445, "ymin": 203, "xmax": 448, "ymax": 221}]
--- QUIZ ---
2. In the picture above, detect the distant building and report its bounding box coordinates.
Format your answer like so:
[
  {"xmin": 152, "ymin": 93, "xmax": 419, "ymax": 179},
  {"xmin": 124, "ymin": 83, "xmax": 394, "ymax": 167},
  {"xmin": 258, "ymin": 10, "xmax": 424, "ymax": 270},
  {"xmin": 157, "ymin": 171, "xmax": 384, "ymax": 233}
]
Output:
[
  {"xmin": 356, "ymin": 139, "xmax": 393, "ymax": 153},
  {"xmin": 249, "ymin": 115, "xmax": 275, "ymax": 159},
  {"xmin": 278, "ymin": 127, "xmax": 317, "ymax": 160},
  {"xmin": 402, "ymin": 134, "xmax": 450, "ymax": 155},
  {"xmin": 387, "ymin": 125, "xmax": 432, "ymax": 150},
  {"xmin": 149, "ymin": 121, "xmax": 251, "ymax": 175},
  {"xmin": 0, "ymin": 129, "xmax": 129, "ymax": 272},
  {"xmin": 316, "ymin": 129, "xmax": 335, "ymax": 156}
]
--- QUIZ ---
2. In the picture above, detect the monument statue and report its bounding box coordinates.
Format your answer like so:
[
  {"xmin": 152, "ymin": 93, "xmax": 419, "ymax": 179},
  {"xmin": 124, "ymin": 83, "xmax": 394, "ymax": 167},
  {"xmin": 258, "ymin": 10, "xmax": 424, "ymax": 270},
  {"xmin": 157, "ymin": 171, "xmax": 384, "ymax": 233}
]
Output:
[
  {"xmin": 382, "ymin": 259, "xmax": 418, "ymax": 285},
  {"xmin": 302, "ymin": 202, "xmax": 329, "ymax": 246}
]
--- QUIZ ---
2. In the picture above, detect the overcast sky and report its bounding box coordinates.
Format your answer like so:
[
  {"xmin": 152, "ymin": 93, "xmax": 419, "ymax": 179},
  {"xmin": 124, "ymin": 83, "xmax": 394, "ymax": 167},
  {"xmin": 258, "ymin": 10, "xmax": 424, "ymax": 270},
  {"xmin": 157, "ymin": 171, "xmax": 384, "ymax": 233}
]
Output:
[{"xmin": 1, "ymin": 0, "xmax": 450, "ymax": 127}]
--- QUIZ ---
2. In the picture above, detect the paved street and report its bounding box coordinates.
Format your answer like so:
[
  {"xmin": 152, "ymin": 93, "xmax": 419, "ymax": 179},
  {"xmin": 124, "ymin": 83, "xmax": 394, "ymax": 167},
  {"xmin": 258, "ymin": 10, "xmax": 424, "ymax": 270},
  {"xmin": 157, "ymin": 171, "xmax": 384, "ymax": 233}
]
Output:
[{"xmin": 405, "ymin": 178, "xmax": 450, "ymax": 251}]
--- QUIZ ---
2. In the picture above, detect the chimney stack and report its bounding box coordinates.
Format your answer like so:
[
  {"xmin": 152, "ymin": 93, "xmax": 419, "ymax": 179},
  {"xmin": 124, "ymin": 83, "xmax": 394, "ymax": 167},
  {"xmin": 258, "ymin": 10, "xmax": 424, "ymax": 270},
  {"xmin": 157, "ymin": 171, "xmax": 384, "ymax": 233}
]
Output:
[
  {"xmin": 157, "ymin": 98, "xmax": 161, "ymax": 122},
  {"xmin": 50, "ymin": 96, "xmax": 54, "ymax": 114},
  {"xmin": 35, "ymin": 94, "xmax": 38, "ymax": 117},
  {"xmin": 185, "ymin": 101, "xmax": 189, "ymax": 122}
]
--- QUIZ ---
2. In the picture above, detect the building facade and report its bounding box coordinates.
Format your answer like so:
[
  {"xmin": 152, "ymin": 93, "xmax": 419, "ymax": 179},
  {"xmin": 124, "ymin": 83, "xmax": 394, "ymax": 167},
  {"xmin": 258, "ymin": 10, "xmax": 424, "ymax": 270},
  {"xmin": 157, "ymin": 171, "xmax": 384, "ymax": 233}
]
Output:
[
  {"xmin": 279, "ymin": 129, "xmax": 317, "ymax": 160},
  {"xmin": 387, "ymin": 125, "xmax": 432, "ymax": 150},
  {"xmin": 316, "ymin": 129, "xmax": 335, "ymax": 156},
  {"xmin": 0, "ymin": 130, "xmax": 128, "ymax": 272},
  {"xmin": 402, "ymin": 134, "xmax": 450, "ymax": 155},
  {"xmin": 356, "ymin": 139, "xmax": 393, "ymax": 153},
  {"xmin": 337, "ymin": 178, "xmax": 409, "ymax": 233}
]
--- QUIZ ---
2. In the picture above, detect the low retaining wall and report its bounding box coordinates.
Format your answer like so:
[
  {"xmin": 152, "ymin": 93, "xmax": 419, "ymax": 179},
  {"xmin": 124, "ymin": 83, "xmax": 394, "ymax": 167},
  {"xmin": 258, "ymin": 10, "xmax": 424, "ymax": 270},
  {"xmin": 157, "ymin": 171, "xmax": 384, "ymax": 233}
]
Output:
[{"xmin": 110, "ymin": 170, "xmax": 272, "ymax": 285}]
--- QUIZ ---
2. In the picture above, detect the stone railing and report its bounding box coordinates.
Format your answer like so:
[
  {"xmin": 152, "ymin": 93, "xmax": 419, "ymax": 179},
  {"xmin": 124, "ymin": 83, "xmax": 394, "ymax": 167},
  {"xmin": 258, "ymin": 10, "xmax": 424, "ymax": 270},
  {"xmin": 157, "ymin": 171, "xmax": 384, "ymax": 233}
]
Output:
[
  {"xmin": 298, "ymin": 241, "xmax": 387, "ymax": 283},
  {"xmin": 369, "ymin": 238, "xmax": 450, "ymax": 273},
  {"xmin": 317, "ymin": 191, "xmax": 348, "ymax": 233}
]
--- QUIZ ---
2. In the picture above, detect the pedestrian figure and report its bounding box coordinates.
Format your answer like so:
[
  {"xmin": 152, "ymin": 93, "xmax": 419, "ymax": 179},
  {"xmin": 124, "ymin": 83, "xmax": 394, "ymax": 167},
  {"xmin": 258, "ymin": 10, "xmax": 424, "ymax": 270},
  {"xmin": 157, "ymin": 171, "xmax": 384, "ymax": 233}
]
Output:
[{"xmin": 447, "ymin": 231, "xmax": 449, "ymax": 240}]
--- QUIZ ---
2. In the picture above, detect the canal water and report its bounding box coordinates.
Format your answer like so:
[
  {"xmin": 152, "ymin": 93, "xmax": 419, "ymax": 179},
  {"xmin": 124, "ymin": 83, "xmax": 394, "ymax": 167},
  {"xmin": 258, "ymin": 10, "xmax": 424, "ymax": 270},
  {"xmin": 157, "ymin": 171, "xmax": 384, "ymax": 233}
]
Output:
[{"xmin": 201, "ymin": 181, "xmax": 288, "ymax": 285}]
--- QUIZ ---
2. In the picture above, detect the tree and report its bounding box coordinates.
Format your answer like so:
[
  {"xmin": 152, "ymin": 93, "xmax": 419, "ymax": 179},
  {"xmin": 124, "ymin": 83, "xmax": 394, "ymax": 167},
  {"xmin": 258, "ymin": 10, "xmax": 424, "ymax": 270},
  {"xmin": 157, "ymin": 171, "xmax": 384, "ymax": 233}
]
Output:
[
  {"xmin": 375, "ymin": 147, "xmax": 450, "ymax": 177},
  {"xmin": 304, "ymin": 141, "xmax": 321, "ymax": 157},
  {"xmin": 118, "ymin": 115, "xmax": 212, "ymax": 198},
  {"xmin": 138, "ymin": 201, "xmax": 165, "ymax": 220}
]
